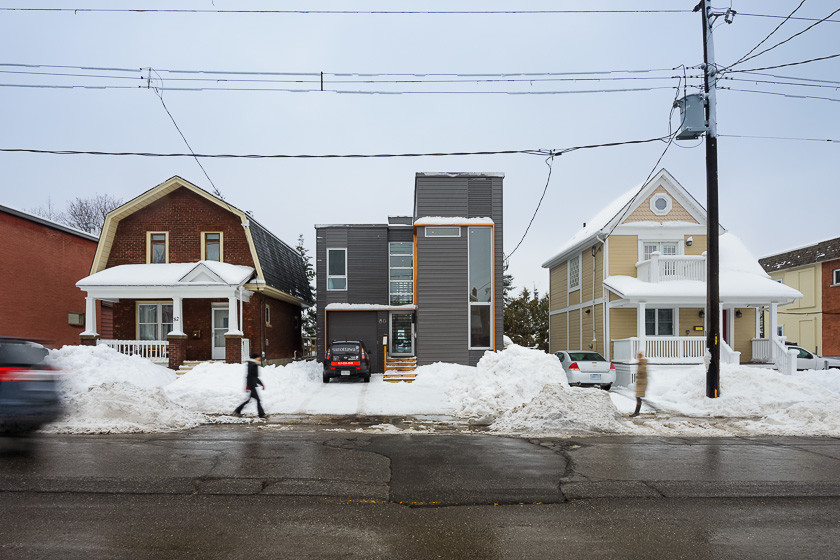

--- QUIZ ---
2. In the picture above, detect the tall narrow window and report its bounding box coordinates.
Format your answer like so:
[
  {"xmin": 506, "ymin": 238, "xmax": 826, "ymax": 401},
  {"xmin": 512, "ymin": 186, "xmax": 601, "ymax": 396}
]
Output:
[
  {"xmin": 203, "ymin": 232, "xmax": 222, "ymax": 261},
  {"xmin": 327, "ymin": 248, "xmax": 347, "ymax": 291},
  {"xmin": 468, "ymin": 227, "xmax": 492, "ymax": 348},
  {"xmin": 149, "ymin": 232, "xmax": 168, "ymax": 264},
  {"xmin": 389, "ymin": 242, "xmax": 413, "ymax": 305},
  {"xmin": 568, "ymin": 254, "xmax": 581, "ymax": 291}
]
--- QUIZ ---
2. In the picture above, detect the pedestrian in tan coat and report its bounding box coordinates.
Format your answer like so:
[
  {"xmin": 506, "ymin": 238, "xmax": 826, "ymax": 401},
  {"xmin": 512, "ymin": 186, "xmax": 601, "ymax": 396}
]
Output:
[{"xmin": 630, "ymin": 352, "xmax": 648, "ymax": 417}]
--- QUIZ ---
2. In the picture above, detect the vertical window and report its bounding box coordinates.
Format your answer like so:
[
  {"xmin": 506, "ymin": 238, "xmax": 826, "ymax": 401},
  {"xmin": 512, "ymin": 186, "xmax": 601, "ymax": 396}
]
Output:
[
  {"xmin": 833, "ymin": 269, "xmax": 840, "ymax": 285},
  {"xmin": 389, "ymin": 242, "xmax": 413, "ymax": 305},
  {"xmin": 327, "ymin": 248, "xmax": 347, "ymax": 291},
  {"xmin": 568, "ymin": 254, "xmax": 581, "ymax": 291},
  {"xmin": 138, "ymin": 303, "xmax": 173, "ymax": 340},
  {"xmin": 265, "ymin": 304, "xmax": 271, "ymax": 326},
  {"xmin": 203, "ymin": 232, "xmax": 222, "ymax": 262},
  {"xmin": 645, "ymin": 308, "xmax": 675, "ymax": 336},
  {"xmin": 148, "ymin": 232, "xmax": 168, "ymax": 264},
  {"xmin": 468, "ymin": 227, "xmax": 492, "ymax": 348}
]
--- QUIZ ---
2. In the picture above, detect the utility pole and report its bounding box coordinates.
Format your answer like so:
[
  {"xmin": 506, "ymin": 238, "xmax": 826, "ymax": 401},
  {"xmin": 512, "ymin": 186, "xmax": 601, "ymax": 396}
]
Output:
[{"xmin": 697, "ymin": 0, "xmax": 721, "ymax": 398}]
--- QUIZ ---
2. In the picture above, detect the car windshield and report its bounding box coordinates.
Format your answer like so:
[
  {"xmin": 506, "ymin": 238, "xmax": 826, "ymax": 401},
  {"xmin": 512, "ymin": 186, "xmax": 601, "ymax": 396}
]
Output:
[{"xmin": 567, "ymin": 352, "xmax": 606, "ymax": 362}]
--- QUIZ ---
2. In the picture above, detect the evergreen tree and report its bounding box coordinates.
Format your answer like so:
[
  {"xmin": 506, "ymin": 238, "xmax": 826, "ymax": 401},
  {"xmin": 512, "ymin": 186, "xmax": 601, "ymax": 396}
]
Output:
[
  {"xmin": 503, "ymin": 286, "xmax": 549, "ymax": 351},
  {"xmin": 295, "ymin": 234, "xmax": 317, "ymax": 340}
]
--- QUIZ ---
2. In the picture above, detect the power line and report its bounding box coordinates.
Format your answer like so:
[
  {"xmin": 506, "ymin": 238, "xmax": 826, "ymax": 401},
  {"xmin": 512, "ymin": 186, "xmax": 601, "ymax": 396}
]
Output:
[
  {"xmin": 719, "ymin": 133, "xmax": 840, "ymax": 143},
  {"xmin": 724, "ymin": 0, "xmax": 807, "ymax": 72},
  {"xmin": 734, "ymin": 71, "xmax": 840, "ymax": 86},
  {"xmin": 719, "ymin": 86, "xmax": 840, "ymax": 103},
  {"xmin": 0, "ymin": 135, "xmax": 672, "ymax": 159},
  {"xmin": 0, "ymin": 7, "xmax": 693, "ymax": 15},
  {"xmin": 737, "ymin": 12, "xmax": 840, "ymax": 24},
  {"xmin": 506, "ymin": 155, "xmax": 555, "ymax": 261},
  {"xmin": 723, "ymin": 76, "xmax": 840, "ymax": 90},
  {"xmin": 730, "ymin": 52, "xmax": 840, "ymax": 73}
]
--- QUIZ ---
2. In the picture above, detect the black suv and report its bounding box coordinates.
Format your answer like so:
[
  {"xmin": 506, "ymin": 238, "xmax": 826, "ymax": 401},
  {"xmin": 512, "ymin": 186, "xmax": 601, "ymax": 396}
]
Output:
[
  {"xmin": 0, "ymin": 338, "xmax": 62, "ymax": 434},
  {"xmin": 323, "ymin": 340, "xmax": 371, "ymax": 383}
]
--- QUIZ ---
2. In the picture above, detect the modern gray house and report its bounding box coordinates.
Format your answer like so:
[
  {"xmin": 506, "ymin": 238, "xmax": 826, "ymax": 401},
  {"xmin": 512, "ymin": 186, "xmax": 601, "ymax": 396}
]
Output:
[{"xmin": 315, "ymin": 172, "xmax": 504, "ymax": 373}]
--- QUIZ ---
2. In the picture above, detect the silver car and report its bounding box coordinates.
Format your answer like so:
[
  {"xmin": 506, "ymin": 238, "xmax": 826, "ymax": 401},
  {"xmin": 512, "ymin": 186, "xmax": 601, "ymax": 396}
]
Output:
[
  {"xmin": 554, "ymin": 350, "xmax": 615, "ymax": 390},
  {"xmin": 787, "ymin": 345, "xmax": 840, "ymax": 371}
]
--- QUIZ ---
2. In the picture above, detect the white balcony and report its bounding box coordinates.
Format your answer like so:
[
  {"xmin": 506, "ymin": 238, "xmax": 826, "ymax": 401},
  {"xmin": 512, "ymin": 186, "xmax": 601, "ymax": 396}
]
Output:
[{"xmin": 636, "ymin": 253, "xmax": 705, "ymax": 283}]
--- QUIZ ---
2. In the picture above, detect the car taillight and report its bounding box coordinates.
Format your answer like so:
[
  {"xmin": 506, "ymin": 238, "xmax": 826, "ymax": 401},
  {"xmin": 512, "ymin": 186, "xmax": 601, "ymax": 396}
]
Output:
[
  {"xmin": 568, "ymin": 362, "xmax": 579, "ymax": 370},
  {"xmin": 361, "ymin": 350, "xmax": 366, "ymax": 359},
  {"xmin": 610, "ymin": 362, "xmax": 616, "ymax": 370},
  {"xmin": 325, "ymin": 350, "xmax": 331, "ymax": 361}
]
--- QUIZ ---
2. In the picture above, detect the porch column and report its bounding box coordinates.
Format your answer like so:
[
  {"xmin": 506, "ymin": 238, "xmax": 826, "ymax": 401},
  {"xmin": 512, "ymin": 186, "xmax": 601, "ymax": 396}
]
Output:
[
  {"xmin": 226, "ymin": 296, "xmax": 242, "ymax": 335},
  {"xmin": 637, "ymin": 302, "xmax": 646, "ymax": 358},
  {"xmin": 80, "ymin": 296, "xmax": 99, "ymax": 345},
  {"xmin": 769, "ymin": 303, "xmax": 779, "ymax": 341},
  {"xmin": 755, "ymin": 306, "xmax": 762, "ymax": 338},
  {"xmin": 225, "ymin": 294, "xmax": 243, "ymax": 364},
  {"xmin": 170, "ymin": 297, "xmax": 185, "ymax": 336}
]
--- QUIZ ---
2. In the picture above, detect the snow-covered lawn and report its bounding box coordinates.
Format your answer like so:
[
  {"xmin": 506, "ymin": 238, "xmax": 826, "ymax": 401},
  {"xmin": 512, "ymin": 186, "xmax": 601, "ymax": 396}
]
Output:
[{"xmin": 42, "ymin": 344, "xmax": 840, "ymax": 436}]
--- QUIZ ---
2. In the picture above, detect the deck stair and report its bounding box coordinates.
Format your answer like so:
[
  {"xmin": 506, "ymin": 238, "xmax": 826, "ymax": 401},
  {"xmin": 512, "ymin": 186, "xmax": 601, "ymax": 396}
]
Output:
[
  {"xmin": 383, "ymin": 356, "xmax": 417, "ymax": 383},
  {"xmin": 176, "ymin": 361, "xmax": 204, "ymax": 375}
]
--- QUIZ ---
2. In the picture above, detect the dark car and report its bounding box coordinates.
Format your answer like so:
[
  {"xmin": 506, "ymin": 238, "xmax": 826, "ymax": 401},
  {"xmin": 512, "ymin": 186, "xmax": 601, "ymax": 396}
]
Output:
[
  {"xmin": 0, "ymin": 338, "xmax": 62, "ymax": 434},
  {"xmin": 323, "ymin": 340, "xmax": 371, "ymax": 383}
]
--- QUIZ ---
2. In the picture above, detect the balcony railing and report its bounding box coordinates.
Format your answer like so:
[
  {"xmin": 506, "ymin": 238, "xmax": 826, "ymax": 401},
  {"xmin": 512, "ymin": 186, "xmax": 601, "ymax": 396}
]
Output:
[{"xmin": 636, "ymin": 253, "xmax": 705, "ymax": 283}]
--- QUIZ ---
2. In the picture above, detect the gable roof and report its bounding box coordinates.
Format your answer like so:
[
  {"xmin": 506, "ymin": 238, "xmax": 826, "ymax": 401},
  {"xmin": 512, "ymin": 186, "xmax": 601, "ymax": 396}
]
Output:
[
  {"xmin": 541, "ymin": 169, "xmax": 714, "ymax": 269},
  {"xmin": 0, "ymin": 203, "xmax": 98, "ymax": 242},
  {"xmin": 91, "ymin": 176, "xmax": 313, "ymax": 307},
  {"xmin": 759, "ymin": 236, "xmax": 840, "ymax": 272}
]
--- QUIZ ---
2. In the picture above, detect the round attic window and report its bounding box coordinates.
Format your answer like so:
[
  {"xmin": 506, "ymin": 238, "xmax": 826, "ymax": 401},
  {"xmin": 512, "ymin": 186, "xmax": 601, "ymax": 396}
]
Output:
[{"xmin": 650, "ymin": 193, "xmax": 672, "ymax": 216}]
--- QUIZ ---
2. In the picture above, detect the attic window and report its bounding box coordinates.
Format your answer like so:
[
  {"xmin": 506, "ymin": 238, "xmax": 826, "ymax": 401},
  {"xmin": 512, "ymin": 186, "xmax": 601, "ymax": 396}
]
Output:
[{"xmin": 650, "ymin": 193, "xmax": 672, "ymax": 216}]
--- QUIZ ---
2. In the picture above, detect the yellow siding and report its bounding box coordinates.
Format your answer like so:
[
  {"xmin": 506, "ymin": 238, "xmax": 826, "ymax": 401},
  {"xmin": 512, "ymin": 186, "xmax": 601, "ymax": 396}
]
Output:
[
  {"xmin": 549, "ymin": 263, "xmax": 567, "ymax": 311},
  {"xmin": 549, "ymin": 312, "xmax": 567, "ymax": 353},
  {"xmin": 594, "ymin": 243, "xmax": 604, "ymax": 299},
  {"xmin": 593, "ymin": 303, "xmax": 605, "ymax": 355},
  {"xmin": 733, "ymin": 308, "xmax": 756, "ymax": 362},
  {"xmin": 680, "ymin": 308, "xmax": 705, "ymax": 337},
  {"xmin": 769, "ymin": 264, "xmax": 823, "ymax": 354},
  {"xmin": 609, "ymin": 308, "xmax": 637, "ymax": 358},
  {"xmin": 569, "ymin": 309, "xmax": 581, "ymax": 350},
  {"xmin": 684, "ymin": 234, "xmax": 707, "ymax": 256},
  {"xmin": 608, "ymin": 235, "xmax": 639, "ymax": 277},
  {"xmin": 581, "ymin": 248, "xmax": 593, "ymax": 302},
  {"xmin": 568, "ymin": 287, "xmax": 580, "ymax": 307},
  {"xmin": 581, "ymin": 308, "xmax": 593, "ymax": 351},
  {"xmin": 624, "ymin": 186, "xmax": 699, "ymax": 223}
]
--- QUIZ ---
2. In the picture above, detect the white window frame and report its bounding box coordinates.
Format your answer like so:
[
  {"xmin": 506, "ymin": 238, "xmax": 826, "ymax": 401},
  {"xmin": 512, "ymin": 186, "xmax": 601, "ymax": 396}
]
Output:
[
  {"xmin": 137, "ymin": 301, "xmax": 174, "ymax": 340},
  {"xmin": 567, "ymin": 253, "xmax": 581, "ymax": 292},
  {"xmin": 644, "ymin": 307, "xmax": 677, "ymax": 336},
  {"xmin": 641, "ymin": 240, "xmax": 681, "ymax": 261},
  {"xmin": 388, "ymin": 242, "xmax": 413, "ymax": 305},
  {"xmin": 201, "ymin": 231, "xmax": 224, "ymax": 262},
  {"xmin": 833, "ymin": 268, "xmax": 840, "ymax": 286},
  {"xmin": 467, "ymin": 226, "xmax": 493, "ymax": 350},
  {"xmin": 327, "ymin": 248, "xmax": 348, "ymax": 291},
  {"xmin": 425, "ymin": 226, "xmax": 461, "ymax": 237},
  {"xmin": 650, "ymin": 193, "xmax": 673, "ymax": 216},
  {"xmin": 146, "ymin": 231, "xmax": 169, "ymax": 264}
]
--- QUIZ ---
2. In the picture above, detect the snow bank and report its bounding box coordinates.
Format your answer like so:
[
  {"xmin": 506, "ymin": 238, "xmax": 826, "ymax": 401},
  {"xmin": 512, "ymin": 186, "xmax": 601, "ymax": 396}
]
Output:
[{"xmin": 45, "ymin": 345, "xmax": 205, "ymax": 433}]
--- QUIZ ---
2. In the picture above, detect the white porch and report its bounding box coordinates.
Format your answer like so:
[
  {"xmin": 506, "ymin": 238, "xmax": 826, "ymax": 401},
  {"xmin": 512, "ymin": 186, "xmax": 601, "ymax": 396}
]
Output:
[{"xmin": 95, "ymin": 338, "xmax": 251, "ymax": 366}]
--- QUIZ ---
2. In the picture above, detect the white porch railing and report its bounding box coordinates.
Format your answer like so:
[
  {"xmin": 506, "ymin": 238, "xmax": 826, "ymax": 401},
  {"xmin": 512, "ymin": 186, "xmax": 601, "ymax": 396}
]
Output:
[
  {"xmin": 636, "ymin": 253, "xmax": 706, "ymax": 283},
  {"xmin": 751, "ymin": 338, "xmax": 773, "ymax": 363},
  {"xmin": 721, "ymin": 340, "xmax": 741, "ymax": 365},
  {"xmin": 97, "ymin": 339, "xmax": 169, "ymax": 364},
  {"xmin": 751, "ymin": 337, "xmax": 797, "ymax": 374},
  {"xmin": 613, "ymin": 336, "xmax": 707, "ymax": 362}
]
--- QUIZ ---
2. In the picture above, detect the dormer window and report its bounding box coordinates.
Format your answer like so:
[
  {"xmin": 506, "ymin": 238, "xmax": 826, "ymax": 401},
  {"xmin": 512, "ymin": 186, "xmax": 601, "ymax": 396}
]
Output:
[{"xmin": 202, "ymin": 232, "xmax": 223, "ymax": 262}]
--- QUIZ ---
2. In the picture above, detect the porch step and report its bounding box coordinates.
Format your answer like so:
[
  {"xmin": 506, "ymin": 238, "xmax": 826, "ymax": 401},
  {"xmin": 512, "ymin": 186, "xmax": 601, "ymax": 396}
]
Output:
[
  {"xmin": 383, "ymin": 373, "xmax": 417, "ymax": 383},
  {"xmin": 176, "ymin": 361, "xmax": 204, "ymax": 375},
  {"xmin": 383, "ymin": 356, "xmax": 417, "ymax": 382}
]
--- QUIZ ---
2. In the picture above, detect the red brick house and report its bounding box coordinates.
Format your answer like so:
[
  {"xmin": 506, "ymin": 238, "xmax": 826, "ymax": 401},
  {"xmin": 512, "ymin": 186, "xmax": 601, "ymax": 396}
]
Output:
[
  {"xmin": 0, "ymin": 204, "xmax": 99, "ymax": 347},
  {"xmin": 760, "ymin": 237, "xmax": 840, "ymax": 357},
  {"xmin": 76, "ymin": 176, "xmax": 314, "ymax": 369}
]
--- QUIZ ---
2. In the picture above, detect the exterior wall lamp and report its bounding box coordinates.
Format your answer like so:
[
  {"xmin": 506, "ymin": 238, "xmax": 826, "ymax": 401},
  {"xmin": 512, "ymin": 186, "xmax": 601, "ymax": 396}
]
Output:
[
  {"xmin": 699, "ymin": 310, "xmax": 705, "ymax": 318},
  {"xmin": 735, "ymin": 310, "xmax": 742, "ymax": 318}
]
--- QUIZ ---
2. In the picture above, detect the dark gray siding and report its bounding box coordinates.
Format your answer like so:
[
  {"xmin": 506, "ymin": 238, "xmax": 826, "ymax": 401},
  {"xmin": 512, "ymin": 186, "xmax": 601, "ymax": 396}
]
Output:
[
  {"xmin": 347, "ymin": 227, "xmax": 388, "ymax": 304},
  {"xmin": 467, "ymin": 178, "xmax": 492, "ymax": 218},
  {"xmin": 491, "ymin": 177, "xmax": 504, "ymax": 356},
  {"xmin": 387, "ymin": 227, "xmax": 413, "ymax": 243},
  {"xmin": 414, "ymin": 177, "xmax": 469, "ymax": 218},
  {"xmin": 415, "ymin": 230, "xmax": 468, "ymax": 366}
]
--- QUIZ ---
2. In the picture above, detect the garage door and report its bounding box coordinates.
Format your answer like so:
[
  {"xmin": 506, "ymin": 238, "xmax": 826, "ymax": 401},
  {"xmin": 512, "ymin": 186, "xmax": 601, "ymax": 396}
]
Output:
[{"xmin": 326, "ymin": 311, "xmax": 381, "ymax": 373}]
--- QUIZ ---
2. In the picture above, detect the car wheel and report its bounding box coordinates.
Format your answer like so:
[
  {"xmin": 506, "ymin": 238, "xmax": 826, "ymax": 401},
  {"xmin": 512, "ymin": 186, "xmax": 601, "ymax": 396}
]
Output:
[
  {"xmin": 601, "ymin": 383, "xmax": 612, "ymax": 391},
  {"xmin": 364, "ymin": 374, "xmax": 370, "ymax": 383},
  {"xmin": 322, "ymin": 372, "xmax": 330, "ymax": 383}
]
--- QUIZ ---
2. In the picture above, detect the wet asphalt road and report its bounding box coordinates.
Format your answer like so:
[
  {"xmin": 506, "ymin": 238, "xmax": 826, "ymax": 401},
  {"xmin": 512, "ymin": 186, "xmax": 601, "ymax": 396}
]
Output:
[{"xmin": 1, "ymin": 425, "xmax": 839, "ymax": 559}]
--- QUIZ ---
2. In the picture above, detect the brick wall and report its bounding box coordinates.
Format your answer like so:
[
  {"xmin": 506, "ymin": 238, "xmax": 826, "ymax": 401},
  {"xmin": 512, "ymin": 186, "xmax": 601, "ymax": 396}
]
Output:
[
  {"xmin": 244, "ymin": 294, "xmax": 303, "ymax": 362},
  {"xmin": 106, "ymin": 187, "xmax": 254, "ymax": 268},
  {"xmin": 0, "ymin": 211, "xmax": 98, "ymax": 347},
  {"xmin": 823, "ymin": 258, "xmax": 840, "ymax": 356}
]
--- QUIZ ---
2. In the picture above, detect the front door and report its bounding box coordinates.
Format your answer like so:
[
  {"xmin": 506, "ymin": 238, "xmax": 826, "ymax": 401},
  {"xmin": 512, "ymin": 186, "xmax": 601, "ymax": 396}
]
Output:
[
  {"xmin": 212, "ymin": 307, "xmax": 229, "ymax": 360},
  {"xmin": 390, "ymin": 313, "xmax": 414, "ymax": 356}
]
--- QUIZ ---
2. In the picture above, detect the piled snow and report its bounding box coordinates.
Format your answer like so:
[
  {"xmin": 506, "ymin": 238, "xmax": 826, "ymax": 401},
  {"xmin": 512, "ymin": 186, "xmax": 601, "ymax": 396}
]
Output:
[
  {"xmin": 40, "ymin": 344, "xmax": 840, "ymax": 436},
  {"xmin": 45, "ymin": 345, "xmax": 205, "ymax": 433}
]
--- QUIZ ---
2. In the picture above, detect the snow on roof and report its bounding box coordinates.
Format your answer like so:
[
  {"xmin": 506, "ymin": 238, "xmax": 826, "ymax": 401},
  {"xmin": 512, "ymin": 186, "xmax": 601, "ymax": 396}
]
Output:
[
  {"xmin": 416, "ymin": 172, "xmax": 504, "ymax": 178},
  {"xmin": 77, "ymin": 261, "xmax": 255, "ymax": 287},
  {"xmin": 604, "ymin": 233, "xmax": 802, "ymax": 302},
  {"xmin": 414, "ymin": 216, "xmax": 494, "ymax": 226},
  {"xmin": 541, "ymin": 183, "xmax": 641, "ymax": 267},
  {"xmin": 325, "ymin": 303, "xmax": 417, "ymax": 311}
]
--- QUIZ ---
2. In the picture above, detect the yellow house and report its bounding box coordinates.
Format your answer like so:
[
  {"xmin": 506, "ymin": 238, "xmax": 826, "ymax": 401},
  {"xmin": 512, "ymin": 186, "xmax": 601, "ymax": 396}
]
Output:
[{"xmin": 542, "ymin": 169, "xmax": 802, "ymax": 384}]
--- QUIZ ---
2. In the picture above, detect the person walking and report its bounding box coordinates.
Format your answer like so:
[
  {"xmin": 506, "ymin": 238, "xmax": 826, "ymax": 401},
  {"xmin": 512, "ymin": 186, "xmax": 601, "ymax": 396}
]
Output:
[
  {"xmin": 630, "ymin": 351, "xmax": 648, "ymax": 418},
  {"xmin": 234, "ymin": 353, "xmax": 266, "ymax": 418}
]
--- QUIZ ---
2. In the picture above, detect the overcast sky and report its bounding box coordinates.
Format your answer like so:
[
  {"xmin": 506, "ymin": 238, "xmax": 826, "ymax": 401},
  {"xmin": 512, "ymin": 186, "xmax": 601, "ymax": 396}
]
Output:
[{"xmin": 1, "ymin": 1, "xmax": 837, "ymax": 294}]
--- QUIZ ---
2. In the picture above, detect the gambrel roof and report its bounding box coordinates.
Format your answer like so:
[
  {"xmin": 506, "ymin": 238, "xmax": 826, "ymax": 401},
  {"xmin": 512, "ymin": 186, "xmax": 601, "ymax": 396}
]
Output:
[{"xmin": 91, "ymin": 176, "xmax": 313, "ymax": 307}]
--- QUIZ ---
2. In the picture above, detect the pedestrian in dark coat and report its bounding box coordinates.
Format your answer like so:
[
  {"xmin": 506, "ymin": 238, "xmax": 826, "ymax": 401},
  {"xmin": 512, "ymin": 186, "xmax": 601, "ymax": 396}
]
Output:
[
  {"xmin": 234, "ymin": 353, "xmax": 266, "ymax": 418},
  {"xmin": 630, "ymin": 352, "xmax": 648, "ymax": 417}
]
